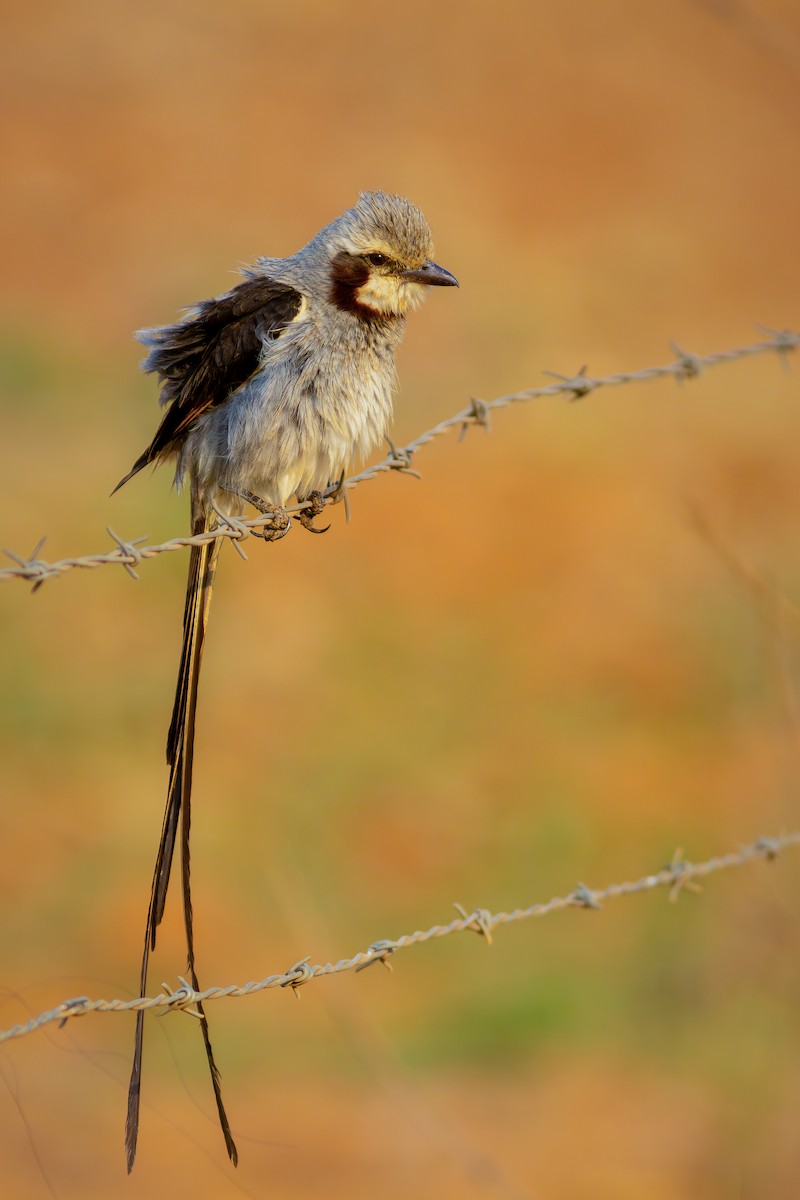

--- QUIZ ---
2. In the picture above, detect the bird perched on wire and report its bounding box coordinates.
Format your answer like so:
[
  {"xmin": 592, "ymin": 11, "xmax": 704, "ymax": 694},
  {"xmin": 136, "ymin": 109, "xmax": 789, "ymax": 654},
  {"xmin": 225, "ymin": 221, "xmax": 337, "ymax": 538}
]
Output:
[{"xmin": 113, "ymin": 191, "xmax": 458, "ymax": 1171}]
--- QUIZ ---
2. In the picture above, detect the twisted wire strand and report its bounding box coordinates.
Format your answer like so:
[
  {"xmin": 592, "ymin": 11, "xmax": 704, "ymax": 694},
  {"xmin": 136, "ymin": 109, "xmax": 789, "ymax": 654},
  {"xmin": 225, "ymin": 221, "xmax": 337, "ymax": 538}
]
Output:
[
  {"xmin": 1, "ymin": 831, "xmax": 795, "ymax": 1044},
  {"xmin": 2, "ymin": 330, "xmax": 796, "ymax": 588}
]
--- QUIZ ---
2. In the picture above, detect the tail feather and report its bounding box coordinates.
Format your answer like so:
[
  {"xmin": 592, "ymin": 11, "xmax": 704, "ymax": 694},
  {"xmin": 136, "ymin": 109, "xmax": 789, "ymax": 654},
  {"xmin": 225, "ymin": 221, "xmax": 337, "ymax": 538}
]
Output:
[{"xmin": 125, "ymin": 497, "xmax": 237, "ymax": 1172}]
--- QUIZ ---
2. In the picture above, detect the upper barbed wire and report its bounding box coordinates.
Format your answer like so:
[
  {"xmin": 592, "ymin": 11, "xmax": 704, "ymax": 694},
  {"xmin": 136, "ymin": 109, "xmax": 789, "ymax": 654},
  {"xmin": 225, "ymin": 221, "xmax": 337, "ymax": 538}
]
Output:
[
  {"xmin": 0, "ymin": 831, "xmax": 796, "ymax": 1044},
  {"xmin": 1, "ymin": 329, "xmax": 797, "ymax": 589}
]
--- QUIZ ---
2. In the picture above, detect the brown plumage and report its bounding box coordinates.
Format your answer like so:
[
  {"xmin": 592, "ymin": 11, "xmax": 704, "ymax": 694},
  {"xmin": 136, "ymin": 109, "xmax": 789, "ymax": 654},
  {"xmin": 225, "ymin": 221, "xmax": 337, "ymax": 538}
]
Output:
[{"xmin": 114, "ymin": 277, "xmax": 303, "ymax": 493}]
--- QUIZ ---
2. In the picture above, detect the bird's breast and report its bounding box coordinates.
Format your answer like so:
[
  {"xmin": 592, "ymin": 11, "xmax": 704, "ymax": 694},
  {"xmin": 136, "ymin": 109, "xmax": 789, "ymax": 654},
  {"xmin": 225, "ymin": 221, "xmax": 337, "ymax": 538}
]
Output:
[{"xmin": 195, "ymin": 320, "xmax": 400, "ymax": 507}]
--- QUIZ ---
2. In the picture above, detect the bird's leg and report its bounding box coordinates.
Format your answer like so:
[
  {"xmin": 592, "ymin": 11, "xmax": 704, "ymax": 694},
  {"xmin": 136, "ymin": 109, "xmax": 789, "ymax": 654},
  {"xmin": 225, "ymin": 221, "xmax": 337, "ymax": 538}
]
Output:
[
  {"xmin": 295, "ymin": 491, "xmax": 330, "ymax": 534},
  {"xmin": 234, "ymin": 488, "xmax": 290, "ymax": 541}
]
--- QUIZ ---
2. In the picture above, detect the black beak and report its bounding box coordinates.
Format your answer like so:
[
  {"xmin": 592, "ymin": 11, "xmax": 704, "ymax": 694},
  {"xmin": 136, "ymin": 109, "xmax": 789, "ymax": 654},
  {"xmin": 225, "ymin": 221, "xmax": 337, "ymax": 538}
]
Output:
[{"xmin": 401, "ymin": 259, "xmax": 459, "ymax": 287}]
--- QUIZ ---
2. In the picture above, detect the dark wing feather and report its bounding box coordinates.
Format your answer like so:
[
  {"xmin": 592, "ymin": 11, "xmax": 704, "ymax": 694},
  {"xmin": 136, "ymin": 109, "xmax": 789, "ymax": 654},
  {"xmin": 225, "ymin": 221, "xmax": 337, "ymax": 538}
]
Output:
[{"xmin": 113, "ymin": 275, "xmax": 303, "ymax": 493}]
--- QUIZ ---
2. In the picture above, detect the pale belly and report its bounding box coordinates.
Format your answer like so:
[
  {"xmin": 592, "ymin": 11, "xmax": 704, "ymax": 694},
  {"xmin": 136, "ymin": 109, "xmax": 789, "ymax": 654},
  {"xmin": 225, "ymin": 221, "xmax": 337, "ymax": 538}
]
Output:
[{"xmin": 181, "ymin": 349, "xmax": 396, "ymax": 509}]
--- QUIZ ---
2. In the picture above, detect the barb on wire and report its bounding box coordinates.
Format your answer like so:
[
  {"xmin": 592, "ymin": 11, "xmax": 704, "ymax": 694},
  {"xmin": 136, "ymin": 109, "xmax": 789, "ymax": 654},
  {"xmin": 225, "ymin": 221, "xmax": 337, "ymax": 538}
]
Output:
[
  {"xmin": 1, "ymin": 830, "xmax": 796, "ymax": 1045},
  {"xmin": 1, "ymin": 330, "xmax": 796, "ymax": 588}
]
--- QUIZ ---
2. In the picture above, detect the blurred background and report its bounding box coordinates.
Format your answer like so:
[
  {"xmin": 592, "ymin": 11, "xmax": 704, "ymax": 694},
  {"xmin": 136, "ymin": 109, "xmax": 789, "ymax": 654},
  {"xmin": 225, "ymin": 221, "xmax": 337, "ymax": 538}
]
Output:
[{"xmin": 1, "ymin": 1, "xmax": 799, "ymax": 1196}]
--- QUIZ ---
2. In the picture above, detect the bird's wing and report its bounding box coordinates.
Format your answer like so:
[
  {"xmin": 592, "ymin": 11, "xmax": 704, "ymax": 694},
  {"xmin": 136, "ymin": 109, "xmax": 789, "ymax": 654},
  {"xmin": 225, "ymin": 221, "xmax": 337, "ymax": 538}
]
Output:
[{"xmin": 113, "ymin": 275, "xmax": 303, "ymax": 492}]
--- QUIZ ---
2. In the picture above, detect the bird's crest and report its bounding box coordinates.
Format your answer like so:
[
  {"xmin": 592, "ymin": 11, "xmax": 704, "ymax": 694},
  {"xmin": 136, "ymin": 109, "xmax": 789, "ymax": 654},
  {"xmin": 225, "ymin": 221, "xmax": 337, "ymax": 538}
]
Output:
[{"xmin": 336, "ymin": 191, "xmax": 433, "ymax": 267}]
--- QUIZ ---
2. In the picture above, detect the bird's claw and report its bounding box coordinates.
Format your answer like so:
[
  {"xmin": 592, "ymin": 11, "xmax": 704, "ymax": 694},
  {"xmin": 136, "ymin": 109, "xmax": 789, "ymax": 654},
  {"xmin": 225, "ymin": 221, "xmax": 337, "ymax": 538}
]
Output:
[
  {"xmin": 295, "ymin": 491, "xmax": 330, "ymax": 534},
  {"xmin": 253, "ymin": 505, "xmax": 290, "ymax": 542}
]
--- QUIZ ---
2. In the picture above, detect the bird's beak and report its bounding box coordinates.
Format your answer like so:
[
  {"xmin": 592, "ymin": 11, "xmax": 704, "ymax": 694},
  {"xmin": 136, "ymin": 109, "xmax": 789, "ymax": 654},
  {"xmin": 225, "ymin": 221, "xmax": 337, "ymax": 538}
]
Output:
[{"xmin": 401, "ymin": 260, "xmax": 459, "ymax": 287}]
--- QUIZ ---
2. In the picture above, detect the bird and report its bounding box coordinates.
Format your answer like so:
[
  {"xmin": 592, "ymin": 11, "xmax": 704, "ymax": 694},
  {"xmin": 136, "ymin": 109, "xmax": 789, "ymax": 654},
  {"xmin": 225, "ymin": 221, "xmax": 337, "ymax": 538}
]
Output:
[{"xmin": 114, "ymin": 191, "xmax": 458, "ymax": 1171}]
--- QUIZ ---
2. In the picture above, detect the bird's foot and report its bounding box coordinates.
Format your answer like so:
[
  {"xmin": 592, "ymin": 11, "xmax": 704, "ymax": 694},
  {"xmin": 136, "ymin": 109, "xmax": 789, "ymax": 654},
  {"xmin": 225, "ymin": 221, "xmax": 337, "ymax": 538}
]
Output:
[
  {"xmin": 239, "ymin": 490, "xmax": 291, "ymax": 541},
  {"xmin": 260, "ymin": 506, "xmax": 291, "ymax": 541},
  {"xmin": 295, "ymin": 491, "xmax": 330, "ymax": 534}
]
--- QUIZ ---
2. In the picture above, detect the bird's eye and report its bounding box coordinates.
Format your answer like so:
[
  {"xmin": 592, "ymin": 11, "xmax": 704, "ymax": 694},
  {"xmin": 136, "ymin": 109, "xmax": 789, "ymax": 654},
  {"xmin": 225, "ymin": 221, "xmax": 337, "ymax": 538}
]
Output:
[{"xmin": 366, "ymin": 253, "xmax": 387, "ymax": 266}]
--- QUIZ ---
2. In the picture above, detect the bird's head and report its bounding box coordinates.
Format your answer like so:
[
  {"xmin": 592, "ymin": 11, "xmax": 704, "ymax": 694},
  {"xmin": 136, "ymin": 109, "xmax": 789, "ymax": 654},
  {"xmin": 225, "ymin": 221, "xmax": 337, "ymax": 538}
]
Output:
[{"xmin": 327, "ymin": 191, "xmax": 458, "ymax": 318}]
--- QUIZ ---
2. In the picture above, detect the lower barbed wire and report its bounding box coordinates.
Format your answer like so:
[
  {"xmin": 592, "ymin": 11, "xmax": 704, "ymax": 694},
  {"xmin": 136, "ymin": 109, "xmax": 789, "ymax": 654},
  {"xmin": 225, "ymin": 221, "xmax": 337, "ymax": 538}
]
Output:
[{"xmin": 0, "ymin": 829, "xmax": 796, "ymax": 1044}]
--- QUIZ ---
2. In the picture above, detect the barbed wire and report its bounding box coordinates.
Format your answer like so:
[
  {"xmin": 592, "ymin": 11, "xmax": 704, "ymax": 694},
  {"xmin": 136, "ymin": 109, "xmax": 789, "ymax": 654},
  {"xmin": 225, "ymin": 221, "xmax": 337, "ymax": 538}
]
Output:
[
  {"xmin": 1, "ymin": 329, "xmax": 796, "ymax": 589},
  {"xmin": 1, "ymin": 831, "xmax": 795, "ymax": 1045}
]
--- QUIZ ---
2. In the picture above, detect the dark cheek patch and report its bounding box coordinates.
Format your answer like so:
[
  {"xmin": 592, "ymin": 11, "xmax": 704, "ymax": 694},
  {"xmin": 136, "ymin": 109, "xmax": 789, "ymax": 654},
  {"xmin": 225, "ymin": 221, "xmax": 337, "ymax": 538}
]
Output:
[
  {"xmin": 329, "ymin": 250, "xmax": 371, "ymax": 315},
  {"xmin": 329, "ymin": 250, "xmax": 400, "ymax": 322}
]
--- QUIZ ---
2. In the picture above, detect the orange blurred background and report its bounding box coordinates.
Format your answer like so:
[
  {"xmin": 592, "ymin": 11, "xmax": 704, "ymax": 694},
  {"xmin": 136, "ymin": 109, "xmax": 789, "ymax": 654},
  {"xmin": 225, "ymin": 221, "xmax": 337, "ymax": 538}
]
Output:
[{"xmin": 1, "ymin": 1, "xmax": 799, "ymax": 1196}]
